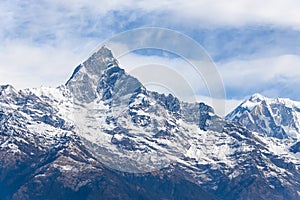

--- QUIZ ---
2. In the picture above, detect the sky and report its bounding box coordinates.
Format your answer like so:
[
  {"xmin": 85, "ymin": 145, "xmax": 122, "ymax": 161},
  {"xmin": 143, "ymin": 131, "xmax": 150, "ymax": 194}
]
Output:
[{"xmin": 0, "ymin": 0, "xmax": 300, "ymax": 114}]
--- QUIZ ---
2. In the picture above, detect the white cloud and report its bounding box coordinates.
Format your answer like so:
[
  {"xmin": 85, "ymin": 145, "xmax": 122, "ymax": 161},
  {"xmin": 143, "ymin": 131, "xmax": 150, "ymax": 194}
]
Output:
[
  {"xmin": 23, "ymin": 0, "xmax": 300, "ymax": 29},
  {"xmin": 219, "ymin": 54, "xmax": 300, "ymax": 84},
  {"xmin": 218, "ymin": 54, "xmax": 300, "ymax": 100},
  {"xmin": 2, "ymin": 0, "xmax": 300, "ymax": 38},
  {"xmin": 165, "ymin": 0, "xmax": 300, "ymax": 28},
  {"xmin": 0, "ymin": 41, "xmax": 93, "ymax": 89}
]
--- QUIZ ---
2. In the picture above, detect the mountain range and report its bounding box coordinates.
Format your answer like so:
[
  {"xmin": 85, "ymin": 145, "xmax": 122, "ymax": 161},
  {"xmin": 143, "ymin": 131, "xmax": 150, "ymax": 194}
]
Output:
[{"xmin": 0, "ymin": 46, "xmax": 300, "ymax": 200}]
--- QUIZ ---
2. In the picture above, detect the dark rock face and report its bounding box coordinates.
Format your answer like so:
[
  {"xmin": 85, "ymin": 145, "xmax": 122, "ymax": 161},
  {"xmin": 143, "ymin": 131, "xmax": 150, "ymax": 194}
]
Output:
[
  {"xmin": 152, "ymin": 92, "xmax": 181, "ymax": 115},
  {"xmin": 290, "ymin": 142, "xmax": 300, "ymax": 153},
  {"xmin": 1, "ymin": 47, "xmax": 300, "ymax": 200},
  {"xmin": 198, "ymin": 103, "xmax": 214, "ymax": 130}
]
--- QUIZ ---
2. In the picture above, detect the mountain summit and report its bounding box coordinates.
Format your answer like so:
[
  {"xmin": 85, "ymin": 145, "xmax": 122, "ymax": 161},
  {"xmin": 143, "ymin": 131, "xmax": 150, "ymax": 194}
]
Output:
[
  {"xmin": 226, "ymin": 93, "xmax": 300, "ymax": 139},
  {"xmin": 66, "ymin": 46, "xmax": 140, "ymax": 102}
]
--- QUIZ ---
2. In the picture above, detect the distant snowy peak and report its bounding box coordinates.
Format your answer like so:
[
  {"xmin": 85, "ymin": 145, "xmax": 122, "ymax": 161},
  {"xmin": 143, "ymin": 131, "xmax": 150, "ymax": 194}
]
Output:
[
  {"xmin": 0, "ymin": 85, "xmax": 19, "ymax": 106},
  {"xmin": 249, "ymin": 93, "xmax": 266, "ymax": 102},
  {"xmin": 226, "ymin": 93, "xmax": 300, "ymax": 139},
  {"xmin": 0, "ymin": 84, "xmax": 17, "ymax": 96},
  {"xmin": 242, "ymin": 93, "xmax": 300, "ymax": 110}
]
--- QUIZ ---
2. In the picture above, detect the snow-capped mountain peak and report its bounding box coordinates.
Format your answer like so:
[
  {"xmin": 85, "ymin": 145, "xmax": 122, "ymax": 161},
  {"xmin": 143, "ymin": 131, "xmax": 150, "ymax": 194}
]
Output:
[
  {"xmin": 0, "ymin": 84, "xmax": 17, "ymax": 96},
  {"xmin": 65, "ymin": 46, "xmax": 142, "ymax": 104},
  {"xmin": 249, "ymin": 93, "xmax": 266, "ymax": 102},
  {"xmin": 227, "ymin": 93, "xmax": 300, "ymax": 139},
  {"xmin": 66, "ymin": 46, "xmax": 117, "ymax": 83}
]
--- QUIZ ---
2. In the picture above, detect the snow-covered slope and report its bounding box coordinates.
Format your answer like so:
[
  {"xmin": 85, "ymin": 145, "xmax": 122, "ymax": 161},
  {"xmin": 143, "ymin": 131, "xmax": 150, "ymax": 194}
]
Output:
[
  {"xmin": 226, "ymin": 93, "xmax": 300, "ymax": 139},
  {"xmin": 1, "ymin": 47, "xmax": 300, "ymax": 200}
]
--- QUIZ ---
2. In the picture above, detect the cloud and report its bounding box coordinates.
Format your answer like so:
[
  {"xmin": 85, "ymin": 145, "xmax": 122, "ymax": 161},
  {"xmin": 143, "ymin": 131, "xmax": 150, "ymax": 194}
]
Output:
[
  {"xmin": 165, "ymin": 0, "xmax": 300, "ymax": 28},
  {"xmin": 218, "ymin": 54, "xmax": 300, "ymax": 100},
  {"xmin": 44, "ymin": 0, "xmax": 300, "ymax": 29},
  {"xmin": 0, "ymin": 41, "xmax": 92, "ymax": 89},
  {"xmin": 10, "ymin": 0, "xmax": 299, "ymax": 29},
  {"xmin": 189, "ymin": 27, "xmax": 300, "ymax": 62},
  {"xmin": 2, "ymin": 1, "xmax": 300, "ymax": 43}
]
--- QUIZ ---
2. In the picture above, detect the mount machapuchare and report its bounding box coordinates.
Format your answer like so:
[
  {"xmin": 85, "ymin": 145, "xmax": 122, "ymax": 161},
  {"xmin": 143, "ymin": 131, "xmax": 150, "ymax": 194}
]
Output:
[{"xmin": 1, "ymin": 46, "xmax": 300, "ymax": 200}]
